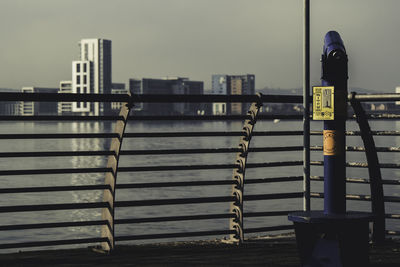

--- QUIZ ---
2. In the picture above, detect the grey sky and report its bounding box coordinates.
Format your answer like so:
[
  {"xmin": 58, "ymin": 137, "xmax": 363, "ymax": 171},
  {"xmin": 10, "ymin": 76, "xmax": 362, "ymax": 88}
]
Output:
[{"xmin": 1, "ymin": 0, "xmax": 400, "ymax": 92}]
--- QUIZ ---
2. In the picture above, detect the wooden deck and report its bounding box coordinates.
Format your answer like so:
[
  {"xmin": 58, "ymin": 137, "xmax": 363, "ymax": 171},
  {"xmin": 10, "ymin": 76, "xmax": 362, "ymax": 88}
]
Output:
[{"xmin": 0, "ymin": 237, "xmax": 399, "ymax": 266}]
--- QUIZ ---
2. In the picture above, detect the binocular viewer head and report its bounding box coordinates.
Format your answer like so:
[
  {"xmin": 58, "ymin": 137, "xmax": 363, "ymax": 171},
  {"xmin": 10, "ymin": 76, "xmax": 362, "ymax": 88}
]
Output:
[
  {"xmin": 321, "ymin": 31, "xmax": 348, "ymax": 82},
  {"xmin": 323, "ymin": 31, "xmax": 346, "ymax": 60}
]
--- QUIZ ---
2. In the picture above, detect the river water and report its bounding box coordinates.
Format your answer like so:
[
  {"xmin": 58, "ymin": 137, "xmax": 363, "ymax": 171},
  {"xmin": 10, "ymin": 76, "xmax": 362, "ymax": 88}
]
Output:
[{"xmin": 0, "ymin": 119, "xmax": 399, "ymax": 251}]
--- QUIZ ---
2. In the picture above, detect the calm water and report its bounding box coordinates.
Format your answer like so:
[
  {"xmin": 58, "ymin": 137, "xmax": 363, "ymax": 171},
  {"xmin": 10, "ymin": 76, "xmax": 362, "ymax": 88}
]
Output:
[{"xmin": 0, "ymin": 119, "xmax": 399, "ymax": 250}]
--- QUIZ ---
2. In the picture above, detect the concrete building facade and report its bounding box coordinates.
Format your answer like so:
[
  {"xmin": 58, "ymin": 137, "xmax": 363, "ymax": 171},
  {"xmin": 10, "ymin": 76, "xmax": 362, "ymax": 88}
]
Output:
[
  {"xmin": 20, "ymin": 87, "xmax": 58, "ymax": 116},
  {"xmin": 72, "ymin": 39, "xmax": 112, "ymax": 116},
  {"xmin": 130, "ymin": 77, "xmax": 203, "ymax": 115},
  {"xmin": 211, "ymin": 74, "xmax": 255, "ymax": 115},
  {"xmin": 0, "ymin": 88, "xmax": 19, "ymax": 115},
  {"xmin": 58, "ymin": 81, "xmax": 73, "ymax": 115},
  {"xmin": 111, "ymin": 83, "xmax": 128, "ymax": 112}
]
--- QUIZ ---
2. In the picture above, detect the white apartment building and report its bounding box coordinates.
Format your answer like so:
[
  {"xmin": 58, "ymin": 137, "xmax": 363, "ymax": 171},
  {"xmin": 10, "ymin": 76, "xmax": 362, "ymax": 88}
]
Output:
[
  {"xmin": 58, "ymin": 81, "xmax": 73, "ymax": 115},
  {"xmin": 72, "ymin": 39, "xmax": 111, "ymax": 116}
]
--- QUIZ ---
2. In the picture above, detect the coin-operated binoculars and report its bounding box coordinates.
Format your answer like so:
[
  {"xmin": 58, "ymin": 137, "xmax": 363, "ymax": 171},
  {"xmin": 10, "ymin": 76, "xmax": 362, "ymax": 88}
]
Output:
[{"xmin": 289, "ymin": 31, "xmax": 373, "ymax": 266}]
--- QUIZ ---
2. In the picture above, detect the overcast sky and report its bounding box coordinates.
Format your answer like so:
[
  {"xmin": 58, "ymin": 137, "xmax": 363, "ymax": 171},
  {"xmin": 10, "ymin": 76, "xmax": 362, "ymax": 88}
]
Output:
[{"xmin": 1, "ymin": 0, "xmax": 400, "ymax": 92}]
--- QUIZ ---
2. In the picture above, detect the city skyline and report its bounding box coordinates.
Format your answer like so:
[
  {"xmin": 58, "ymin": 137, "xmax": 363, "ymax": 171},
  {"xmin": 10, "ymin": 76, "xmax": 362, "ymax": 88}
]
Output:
[{"xmin": 1, "ymin": 1, "xmax": 400, "ymax": 92}]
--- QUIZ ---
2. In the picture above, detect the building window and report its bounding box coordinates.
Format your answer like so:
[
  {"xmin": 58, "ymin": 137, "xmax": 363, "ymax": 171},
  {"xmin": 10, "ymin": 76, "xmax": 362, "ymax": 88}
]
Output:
[
  {"xmin": 77, "ymin": 102, "xmax": 81, "ymax": 108},
  {"xmin": 83, "ymin": 75, "xmax": 87, "ymax": 84},
  {"xmin": 76, "ymin": 64, "xmax": 80, "ymax": 73},
  {"xmin": 83, "ymin": 63, "xmax": 87, "ymax": 72},
  {"xmin": 76, "ymin": 76, "xmax": 80, "ymax": 84},
  {"xmin": 83, "ymin": 86, "xmax": 87, "ymax": 93}
]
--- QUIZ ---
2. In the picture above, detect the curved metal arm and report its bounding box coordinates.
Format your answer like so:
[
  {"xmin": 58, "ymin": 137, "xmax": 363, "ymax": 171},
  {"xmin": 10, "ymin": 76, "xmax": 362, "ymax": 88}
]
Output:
[
  {"xmin": 230, "ymin": 93, "xmax": 263, "ymax": 244},
  {"xmin": 101, "ymin": 94, "xmax": 133, "ymax": 251},
  {"xmin": 349, "ymin": 92, "xmax": 385, "ymax": 244}
]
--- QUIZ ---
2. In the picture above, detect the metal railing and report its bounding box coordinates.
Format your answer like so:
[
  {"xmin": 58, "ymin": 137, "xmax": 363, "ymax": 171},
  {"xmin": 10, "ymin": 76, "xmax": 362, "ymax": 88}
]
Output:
[{"xmin": 0, "ymin": 92, "xmax": 399, "ymax": 252}]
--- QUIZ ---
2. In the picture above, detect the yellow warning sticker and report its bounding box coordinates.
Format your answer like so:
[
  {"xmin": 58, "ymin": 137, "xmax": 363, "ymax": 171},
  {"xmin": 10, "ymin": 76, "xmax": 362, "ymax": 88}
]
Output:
[{"xmin": 313, "ymin": 86, "xmax": 334, "ymax": 120}]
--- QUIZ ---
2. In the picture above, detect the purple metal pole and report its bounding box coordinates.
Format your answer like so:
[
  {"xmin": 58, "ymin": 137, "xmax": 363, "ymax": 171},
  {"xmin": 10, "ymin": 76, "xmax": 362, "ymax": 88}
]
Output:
[{"xmin": 322, "ymin": 31, "xmax": 348, "ymax": 214}]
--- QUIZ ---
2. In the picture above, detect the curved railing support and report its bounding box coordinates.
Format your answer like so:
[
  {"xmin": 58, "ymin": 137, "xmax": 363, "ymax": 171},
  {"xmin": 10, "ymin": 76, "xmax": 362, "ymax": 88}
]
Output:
[
  {"xmin": 230, "ymin": 93, "xmax": 263, "ymax": 244},
  {"xmin": 349, "ymin": 92, "xmax": 385, "ymax": 244},
  {"xmin": 101, "ymin": 94, "xmax": 133, "ymax": 251}
]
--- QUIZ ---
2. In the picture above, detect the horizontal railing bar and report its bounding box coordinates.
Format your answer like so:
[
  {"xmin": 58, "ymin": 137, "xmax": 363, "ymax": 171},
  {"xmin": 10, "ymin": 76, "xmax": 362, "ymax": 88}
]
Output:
[
  {"xmin": 115, "ymin": 229, "xmax": 236, "ymax": 242},
  {"xmin": 310, "ymin": 176, "xmax": 371, "ymax": 184},
  {"xmin": 382, "ymin": 179, "xmax": 400, "ymax": 185},
  {"xmin": 117, "ymin": 177, "xmax": 315, "ymax": 189},
  {"xmin": 369, "ymin": 131, "xmax": 400, "ymax": 136},
  {"xmin": 0, "ymin": 151, "xmax": 115, "ymax": 158},
  {"xmin": 124, "ymin": 131, "xmax": 304, "ymax": 138},
  {"xmin": 310, "ymin": 161, "xmax": 400, "ymax": 168},
  {"xmin": 0, "ymin": 92, "xmax": 131, "ymax": 102},
  {"xmin": 386, "ymin": 214, "xmax": 400, "ymax": 219},
  {"xmin": 116, "ymin": 193, "xmax": 301, "ymax": 208},
  {"xmin": 386, "ymin": 230, "xmax": 400, "ymax": 236},
  {"xmin": 244, "ymin": 225, "xmax": 294, "ymax": 234},
  {"xmin": 120, "ymin": 146, "xmax": 302, "ymax": 155},
  {"xmin": 118, "ymin": 164, "xmax": 235, "ymax": 172},
  {"xmin": 383, "ymin": 196, "xmax": 400, "ymax": 203},
  {"xmin": 116, "ymin": 180, "xmax": 234, "ymax": 189},
  {"xmin": 311, "ymin": 176, "xmax": 400, "ymax": 185},
  {"xmin": 244, "ymin": 192, "xmax": 303, "ymax": 201},
  {"xmin": 115, "ymin": 196, "xmax": 235, "ymax": 207},
  {"xmin": 0, "ymin": 237, "xmax": 108, "ymax": 250},
  {"xmin": 0, "ymin": 202, "xmax": 109, "ymax": 213},
  {"xmin": 124, "ymin": 131, "xmax": 245, "ymax": 137},
  {"xmin": 118, "ymin": 161, "xmax": 303, "ymax": 172},
  {"xmin": 115, "ymin": 214, "xmax": 235, "ymax": 224},
  {"xmin": 247, "ymin": 162, "xmax": 303, "ymax": 168},
  {"xmin": 0, "ymin": 115, "xmax": 122, "ymax": 121},
  {"xmin": 245, "ymin": 176, "xmax": 303, "ymax": 184},
  {"xmin": 311, "ymin": 145, "xmax": 400, "ymax": 152},
  {"xmin": 0, "ymin": 220, "xmax": 108, "ymax": 231},
  {"xmin": 0, "ymin": 184, "xmax": 111, "ymax": 194},
  {"xmin": 244, "ymin": 211, "xmax": 298, "ymax": 217},
  {"xmin": 132, "ymin": 94, "xmax": 304, "ymax": 103},
  {"xmin": 310, "ymin": 131, "xmax": 400, "ymax": 136},
  {"xmin": 128, "ymin": 115, "xmax": 302, "ymax": 121},
  {"xmin": 364, "ymin": 114, "xmax": 400, "ymax": 120},
  {"xmin": 349, "ymin": 93, "xmax": 400, "ymax": 102},
  {"xmin": 0, "ymin": 167, "xmax": 112, "ymax": 176},
  {"xmin": 0, "ymin": 92, "xmax": 303, "ymax": 103},
  {"xmin": 2, "ymin": 114, "xmax": 397, "ymax": 122},
  {"xmin": 121, "ymin": 148, "xmax": 239, "ymax": 155},
  {"xmin": 0, "ymin": 133, "xmax": 118, "ymax": 139},
  {"xmin": 311, "ymin": 192, "xmax": 400, "ymax": 203}
]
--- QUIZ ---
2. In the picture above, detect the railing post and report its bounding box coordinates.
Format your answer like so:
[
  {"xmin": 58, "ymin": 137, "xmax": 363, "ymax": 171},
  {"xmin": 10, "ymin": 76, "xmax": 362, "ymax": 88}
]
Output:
[
  {"xmin": 101, "ymin": 94, "xmax": 133, "ymax": 251},
  {"xmin": 349, "ymin": 92, "xmax": 386, "ymax": 244},
  {"xmin": 230, "ymin": 93, "xmax": 262, "ymax": 244}
]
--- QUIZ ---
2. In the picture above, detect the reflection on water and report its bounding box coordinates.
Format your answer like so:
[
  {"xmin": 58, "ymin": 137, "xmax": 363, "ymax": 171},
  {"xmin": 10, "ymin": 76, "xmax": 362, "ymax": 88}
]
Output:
[{"xmin": 69, "ymin": 123, "xmax": 106, "ymax": 235}]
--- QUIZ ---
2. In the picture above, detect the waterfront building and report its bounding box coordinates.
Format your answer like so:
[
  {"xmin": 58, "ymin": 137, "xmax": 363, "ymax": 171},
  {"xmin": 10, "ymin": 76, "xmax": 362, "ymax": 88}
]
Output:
[
  {"xmin": 111, "ymin": 82, "xmax": 128, "ymax": 112},
  {"xmin": 72, "ymin": 38, "xmax": 112, "ymax": 116},
  {"xmin": 129, "ymin": 79, "xmax": 143, "ymax": 111},
  {"xmin": 211, "ymin": 74, "xmax": 255, "ymax": 115},
  {"xmin": 20, "ymin": 87, "xmax": 58, "ymax": 116},
  {"xmin": 58, "ymin": 81, "xmax": 73, "ymax": 115},
  {"xmin": 130, "ymin": 77, "xmax": 203, "ymax": 115},
  {"xmin": 0, "ymin": 88, "xmax": 19, "ymax": 115}
]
